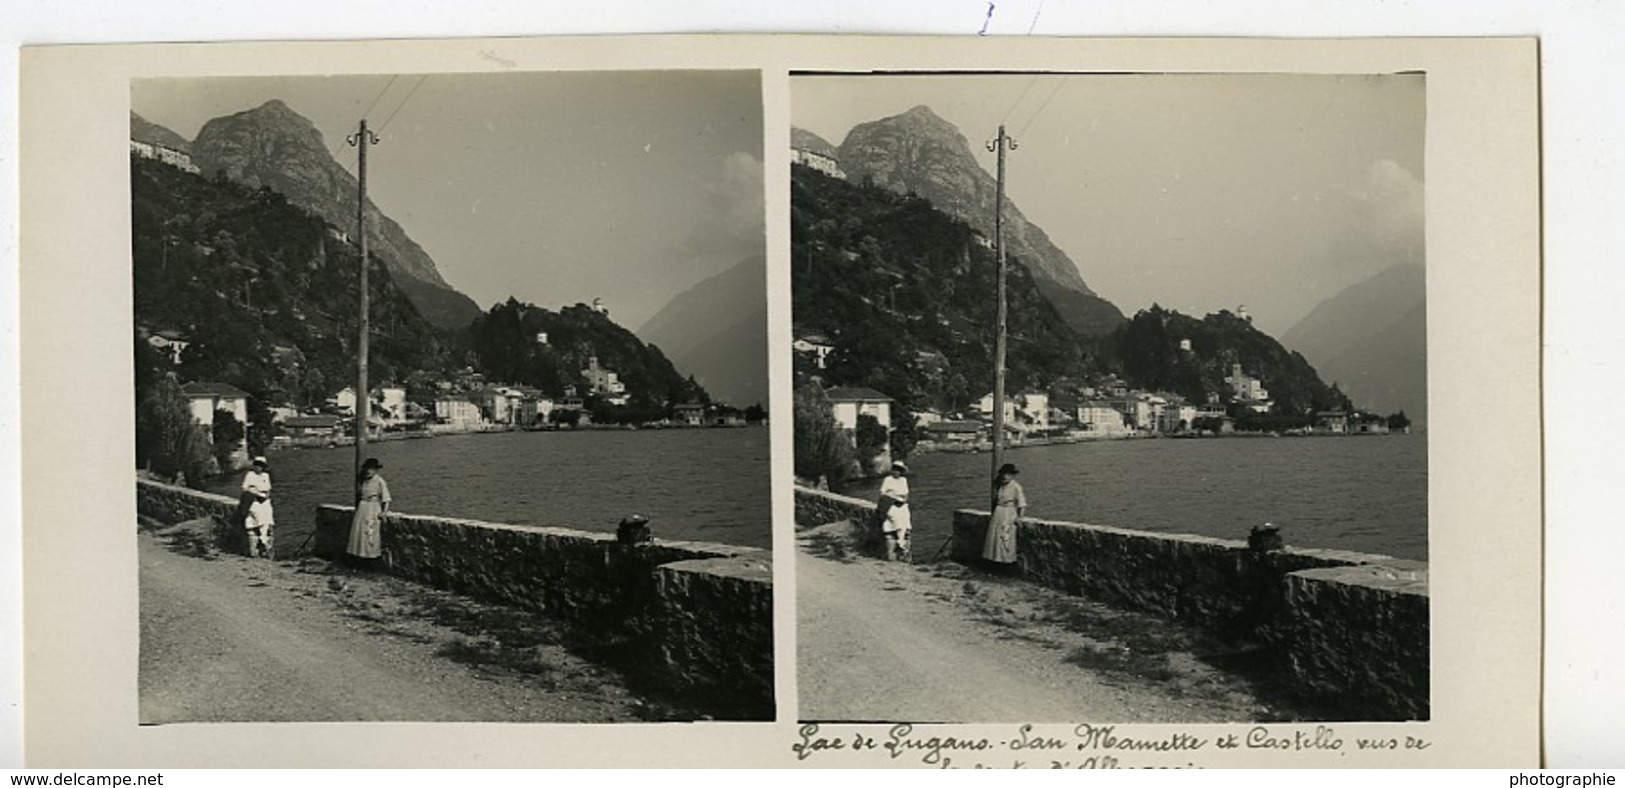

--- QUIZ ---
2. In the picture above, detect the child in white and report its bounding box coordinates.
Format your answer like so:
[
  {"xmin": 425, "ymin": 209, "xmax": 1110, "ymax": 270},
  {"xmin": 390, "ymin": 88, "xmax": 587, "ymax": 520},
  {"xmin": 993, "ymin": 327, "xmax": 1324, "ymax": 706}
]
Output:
[
  {"xmin": 879, "ymin": 461, "xmax": 912, "ymax": 561},
  {"xmin": 242, "ymin": 457, "xmax": 274, "ymax": 558}
]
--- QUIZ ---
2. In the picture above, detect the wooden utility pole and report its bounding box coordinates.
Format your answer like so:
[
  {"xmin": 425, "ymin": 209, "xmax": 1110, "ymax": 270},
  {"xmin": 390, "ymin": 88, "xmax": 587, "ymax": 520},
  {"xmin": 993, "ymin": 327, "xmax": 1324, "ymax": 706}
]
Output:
[
  {"xmin": 348, "ymin": 119, "xmax": 379, "ymax": 484},
  {"xmin": 987, "ymin": 124, "xmax": 1016, "ymax": 501}
]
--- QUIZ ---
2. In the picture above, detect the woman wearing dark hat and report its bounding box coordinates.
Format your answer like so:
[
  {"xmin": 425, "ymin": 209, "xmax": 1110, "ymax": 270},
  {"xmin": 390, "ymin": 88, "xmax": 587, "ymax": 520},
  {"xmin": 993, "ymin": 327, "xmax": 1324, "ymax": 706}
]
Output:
[
  {"xmin": 982, "ymin": 462, "xmax": 1026, "ymax": 568},
  {"xmin": 346, "ymin": 457, "xmax": 391, "ymax": 560}
]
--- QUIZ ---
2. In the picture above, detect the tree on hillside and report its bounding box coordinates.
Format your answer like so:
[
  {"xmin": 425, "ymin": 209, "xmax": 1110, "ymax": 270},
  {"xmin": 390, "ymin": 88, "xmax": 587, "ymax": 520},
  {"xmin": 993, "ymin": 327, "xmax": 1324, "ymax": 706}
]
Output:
[
  {"xmin": 855, "ymin": 413, "xmax": 890, "ymax": 473},
  {"xmin": 889, "ymin": 407, "xmax": 920, "ymax": 461},
  {"xmin": 136, "ymin": 376, "xmax": 213, "ymax": 487},
  {"xmin": 794, "ymin": 381, "xmax": 855, "ymax": 490},
  {"xmin": 211, "ymin": 408, "xmax": 245, "ymax": 470}
]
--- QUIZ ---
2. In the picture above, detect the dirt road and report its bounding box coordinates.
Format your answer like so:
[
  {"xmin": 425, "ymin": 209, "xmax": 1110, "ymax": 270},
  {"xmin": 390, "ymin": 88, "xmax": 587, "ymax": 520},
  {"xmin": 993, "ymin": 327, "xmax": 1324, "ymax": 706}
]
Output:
[
  {"xmin": 796, "ymin": 532, "xmax": 1284, "ymax": 723},
  {"xmin": 139, "ymin": 529, "xmax": 647, "ymax": 723}
]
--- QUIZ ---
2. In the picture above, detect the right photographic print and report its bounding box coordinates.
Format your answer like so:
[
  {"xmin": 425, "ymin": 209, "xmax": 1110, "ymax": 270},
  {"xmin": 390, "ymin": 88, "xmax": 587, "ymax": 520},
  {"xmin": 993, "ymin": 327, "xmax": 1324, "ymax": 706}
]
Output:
[{"xmin": 790, "ymin": 72, "xmax": 1427, "ymax": 724}]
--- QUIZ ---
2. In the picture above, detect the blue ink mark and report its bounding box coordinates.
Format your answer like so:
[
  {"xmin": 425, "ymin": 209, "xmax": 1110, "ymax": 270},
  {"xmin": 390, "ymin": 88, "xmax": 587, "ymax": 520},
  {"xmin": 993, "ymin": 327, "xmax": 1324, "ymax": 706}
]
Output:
[{"xmin": 979, "ymin": 2, "xmax": 996, "ymax": 35}]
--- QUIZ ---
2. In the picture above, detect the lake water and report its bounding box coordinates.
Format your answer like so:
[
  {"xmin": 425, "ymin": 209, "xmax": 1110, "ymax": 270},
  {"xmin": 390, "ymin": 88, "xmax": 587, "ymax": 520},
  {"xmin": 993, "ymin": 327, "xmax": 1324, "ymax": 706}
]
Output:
[
  {"xmin": 847, "ymin": 434, "xmax": 1428, "ymax": 562},
  {"xmin": 209, "ymin": 427, "xmax": 772, "ymax": 555}
]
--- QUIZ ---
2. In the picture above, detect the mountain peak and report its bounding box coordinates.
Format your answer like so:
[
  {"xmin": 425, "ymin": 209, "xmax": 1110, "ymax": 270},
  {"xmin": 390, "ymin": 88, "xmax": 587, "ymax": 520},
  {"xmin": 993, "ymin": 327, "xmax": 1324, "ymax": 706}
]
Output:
[
  {"xmin": 835, "ymin": 106, "xmax": 1124, "ymax": 335},
  {"xmin": 186, "ymin": 99, "xmax": 482, "ymax": 329},
  {"xmin": 244, "ymin": 98, "xmax": 304, "ymax": 119},
  {"xmin": 864, "ymin": 104, "xmax": 962, "ymax": 139},
  {"xmin": 898, "ymin": 104, "xmax": 946, "ymax": 121}
]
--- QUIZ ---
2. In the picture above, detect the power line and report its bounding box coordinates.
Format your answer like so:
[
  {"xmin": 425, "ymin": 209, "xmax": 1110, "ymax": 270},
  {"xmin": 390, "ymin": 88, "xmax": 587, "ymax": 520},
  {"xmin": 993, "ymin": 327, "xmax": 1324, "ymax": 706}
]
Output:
[
  {"xmin": 1015, "ymin": 75, "xmax": 1067, "ymax": 138},
  {"xmin": 378, "ymin": 75, "xmax": 428, "ymax": 133},
  {"xmin": 1000, "ymin": 73, "xmax": 1042, "ymax": 126},
  {"xmin": 1020, "ymin": 0, "xmax": 1046, "ymax": 34},
  {"xmin": 327, "ymin": 76, "xmax": 400, "ymax": 164},
  {"xmin": 362, "ymin": 75, "xmax": 398, "ymax": 121}
]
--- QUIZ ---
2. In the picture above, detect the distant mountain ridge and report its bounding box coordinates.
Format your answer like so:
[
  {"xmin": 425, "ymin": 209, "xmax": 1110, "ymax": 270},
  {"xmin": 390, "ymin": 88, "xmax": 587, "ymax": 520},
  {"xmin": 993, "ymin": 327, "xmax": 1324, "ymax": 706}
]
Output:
[
  {"xmin": 790, "ymin": 127, "xmax": 838, "ymax": 158},
  {"xmin": 822, "ymin": 106, "xmax": 1126, "ymax": 336},
  {"xmin": 791, "ymin": 164, "xmax": 1088, "ymax": 408},
  {"xmin": 1282, "ymin": 263, "xmax": 1426, "ymax": 421},
  {"xmin": 130, "ymin": 112, "xmax": 191, "ymax": 152},
  {"xmin": 130, "ymin": 154, "xmax": 451, "ymax": 409},
  {"xmin": 792, "ymin": 163, "xmax": 1351, "ymax": 419},
  {"xmin": 182, "ymin": 100, "xmax": 483, "ymax": 330},
  {"xmin": 636, "ymin": 255, "xmax": 767, "ymax": 406},
  {"xmin": 470, "ymin": 298, "xmax": 710, "ymax": 412}
]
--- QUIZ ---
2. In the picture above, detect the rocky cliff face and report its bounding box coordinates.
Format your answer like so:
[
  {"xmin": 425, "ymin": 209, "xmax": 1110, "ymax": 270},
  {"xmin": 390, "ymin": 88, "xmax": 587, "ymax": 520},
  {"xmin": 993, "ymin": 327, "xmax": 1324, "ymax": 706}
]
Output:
[
  {"xmin": 835, "ymin": 106, "xmax": 1125, "ymax": 336},
  {"xmin": 189, "ymin": 100, "xmax": 482, "ymax": 329}
]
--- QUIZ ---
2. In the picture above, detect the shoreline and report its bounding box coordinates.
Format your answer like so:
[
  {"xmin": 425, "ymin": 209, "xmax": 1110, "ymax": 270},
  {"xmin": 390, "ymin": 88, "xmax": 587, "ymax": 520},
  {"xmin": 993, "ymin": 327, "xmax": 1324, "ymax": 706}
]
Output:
[
  {"xmin": 271, "ymin": 420, "xmax": 766, "ymax": 451},
  {"xmin": 912, "ymin": 427, "xmax": 1420, "ymax": 456}
]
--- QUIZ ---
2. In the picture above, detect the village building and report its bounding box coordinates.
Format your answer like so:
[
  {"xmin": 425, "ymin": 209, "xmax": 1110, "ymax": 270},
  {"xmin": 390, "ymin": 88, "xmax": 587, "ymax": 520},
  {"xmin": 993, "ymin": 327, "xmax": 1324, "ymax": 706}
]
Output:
[
  {"xmin": 912, "ymin": 408, "xmax": 945, "ymax": 427},
  {"xmin": 792, "ymin": 333, "xmax": 836, "ymax": 370},
  {"xmin": 129, "ymin": 139, "xmax": 200, "ymax": 173},
  {"xmin": 144, "ymin": 329, "xmax": 189, "ymax": 365},
  {"xmin": 920, "ymin": 420, "xmax": 986, "ymax": 445},
  {"xmin": 331, "ymin": 385, "xmax": 411, "ymax": 423},
  {"xmin": 513, "ymin": 389, "xmax": 554, "ymax": 426},
  {"xmin": 435, "ymin": 396, "xmax": 483, "ymax": 429},
  {"xmin": 1224, "ymin": 364, "xmax": 1273, "ymax": 413},
  {"xmin": 791, "ymin": 146, "xmax": 847, "ymax": 179},
  {"xmin": 182, "ymin": 382, "xmax": 249, "ymax": 429},
  {"xmin": 281, "ymin": 414, "xmax": 342, "ymax": 439},
  {"xmin": 1158, "ymin": 400, "xmax": 1199, "ymax": 433},
  {"xmin": 581, "ymin": 356, "xmax": 628, "ymax": 405},
  {"xmin": 1109, "ymin": 394, "xmax": 1154, "ymax": 432},
  {"xmin": 976, "ymin": 390, "xmax": 1050, "ymax": 432},
  {"xmin": 674, "ymin": 402, "xmax": 707, "ymax": 427},
  {"xmin": 374, "ymin": 384, "xmax": 408, "ymax": 424},
  {"xmin": 332, "ymin": 387, "xmax": 358, "ymax": 416},
  {"xmin": 825, "ymin": 386, "xmax": 894, "ymax": 435},
  {"xmin": 825, "ymin": 386, "xmax": 895, "ymax": 471},
  {"xmin": 1077, "ymin": 401, "xmax": 1129, "ymax": 434},
  {"xmin": 1316, "ymin": 411, "xmax": 1350, "ymax": 434},
  {"xmin": 471, "ymin": 386, "xmax": 517, "ymax": 424},
  {"xmin": 1353, "ymin": 415, "xmax": 1391, "ymax": 434}
]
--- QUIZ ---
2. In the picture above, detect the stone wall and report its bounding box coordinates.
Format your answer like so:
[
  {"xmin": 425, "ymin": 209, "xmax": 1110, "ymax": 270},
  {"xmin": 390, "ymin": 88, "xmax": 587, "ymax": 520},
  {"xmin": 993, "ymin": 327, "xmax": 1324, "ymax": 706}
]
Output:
[
  {"xmin": 793, "ymin": 486, "xmax": 884, "ymax": 557},
  {"xmin": 313, "ymin": 505, "xmax": 773, "ymax": 719},
  {"xmin": 952, "ymin": 509, "xmax": 1428, "ymax": 720},
  {"xmin": 1284, "ymin": 563, "xmax": 1430, "ymax": 721},
  {"xmin": 136, "ymin": 478, "xmax": 239, "ymax": 546},
  {"xmin": 652, "ymin": 556, "xmax": 774, "ymax": 719}
]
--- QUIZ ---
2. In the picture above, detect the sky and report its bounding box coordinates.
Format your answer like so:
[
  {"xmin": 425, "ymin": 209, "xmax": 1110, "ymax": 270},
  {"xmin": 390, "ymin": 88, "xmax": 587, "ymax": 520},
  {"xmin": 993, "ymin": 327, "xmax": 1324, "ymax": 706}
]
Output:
[
  {"xmin": 794, "ymin": 73, "xmax": 1424, "ymax": 336},
  {"xmin": 133, "ymin": 71, "xmax": 765, "ymax": 331}
]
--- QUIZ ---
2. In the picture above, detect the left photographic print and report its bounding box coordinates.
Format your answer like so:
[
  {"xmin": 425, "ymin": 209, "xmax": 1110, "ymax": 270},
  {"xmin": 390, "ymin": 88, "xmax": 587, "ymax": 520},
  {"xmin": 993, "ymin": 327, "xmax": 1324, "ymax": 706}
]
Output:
[{"xmin": 129, "ymin": 71, "xmax": 771, "ymax": 723}]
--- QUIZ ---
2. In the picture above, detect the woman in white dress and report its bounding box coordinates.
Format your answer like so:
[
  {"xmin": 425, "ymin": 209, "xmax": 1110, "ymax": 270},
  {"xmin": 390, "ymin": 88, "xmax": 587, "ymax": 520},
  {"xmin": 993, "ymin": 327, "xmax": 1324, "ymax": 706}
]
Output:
[
  {"xmin": 981, "ymin": 462, "xmax": 1026, "ymax": 569},
  {"xmin": 242, "ymin": 456, "xmax": 275, "ymax": 558},
  {"xmin": 346, "ymin": 457, "xmax": 391, "ymax": 560},
  {"xmin": 878, "ymin": 460, "xmax": 912, "ymax": 561}
]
